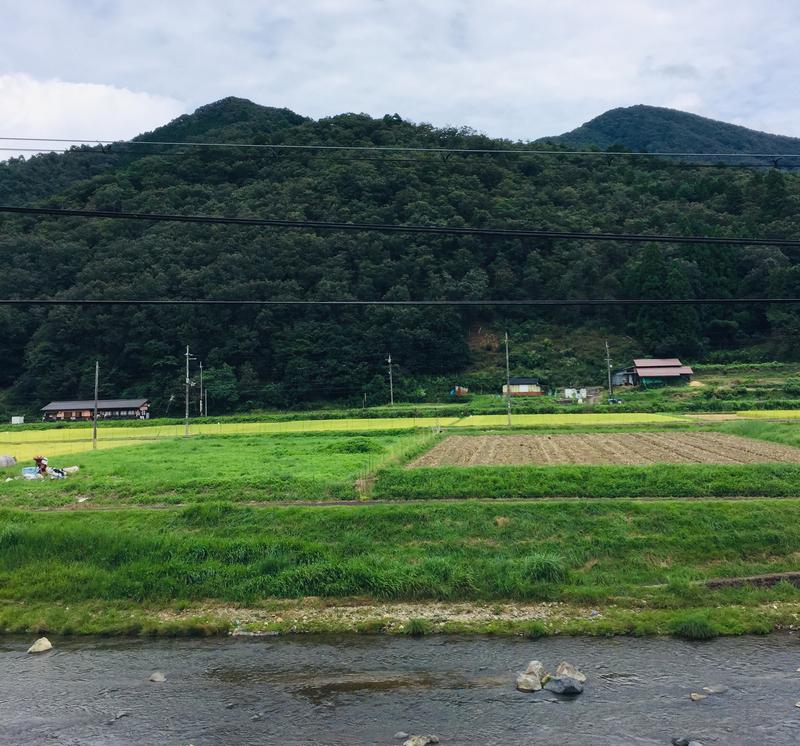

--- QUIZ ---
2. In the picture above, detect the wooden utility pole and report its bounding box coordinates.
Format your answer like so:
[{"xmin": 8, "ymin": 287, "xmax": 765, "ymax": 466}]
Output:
[
  {"xmin": 184, "ymin": 345, "xmax": 193, "ymax": 438},
  {"xmin": 505, "ymin": 331, "xmax": 512, "ymax": 427},
  {"xmin": 387, "ymin": 353, "xmax": 394, "ymax": 406},
  {"xmin": 605, "ymin": 340, "xmax": 613, "ymax": 398},
  {"xmin": 92, "ymin": 361, "xmax": 99, "ymax": 450}
]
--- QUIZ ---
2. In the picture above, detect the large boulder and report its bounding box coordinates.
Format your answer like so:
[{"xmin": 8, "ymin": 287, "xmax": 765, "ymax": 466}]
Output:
[
  {"xmin": 555, "ymin": 660, "xmax": 586, "ymax": 683},
  {"xmin": 524, "ymin": 660, "xmax": 548, "ymax": 680},
  {"xmin": 516, "ymin": 673, "xmax": 542, "ymax": 692},
  {"xmin": 27, "ymin": 637, "xmax": 52, "ymax": 654},
  {"xmin": 544, "ymin": 676, "xmax": 584, "ymax": 695},
  {"xmin": 0, "ymin": 455, "xmax": 16, "ymax": 468},
  {"xmin": 516, "ymin": 659, "xmax": 547, "ymax": 691}
]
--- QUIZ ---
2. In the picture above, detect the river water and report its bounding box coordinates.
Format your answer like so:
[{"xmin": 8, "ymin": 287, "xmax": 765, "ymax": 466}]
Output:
[{"xmin": 2, "ymin": 634, "xmax": 799, "ymax": 745}]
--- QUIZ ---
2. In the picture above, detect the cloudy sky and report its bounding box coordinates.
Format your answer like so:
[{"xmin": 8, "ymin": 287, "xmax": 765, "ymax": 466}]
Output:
[{"xmin": 1, "ymin": 0, "xmax": 799, "ymax": 157}]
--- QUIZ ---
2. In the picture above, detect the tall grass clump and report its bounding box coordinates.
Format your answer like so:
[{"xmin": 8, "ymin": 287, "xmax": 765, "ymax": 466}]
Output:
[
  {"xmin": 403, "ymin": 618, "xmax": 430, "ymax": 636},
  {"xmin": 522, "ymin": 620, "xmax": 548, "ymax": 639},
  {"xmin": 523, "ymin": 552, "xmax": 568, "ymax": 583},
  {"xmin": 671, "ymin": 612, "xmax": 719, "ymax": 640}
]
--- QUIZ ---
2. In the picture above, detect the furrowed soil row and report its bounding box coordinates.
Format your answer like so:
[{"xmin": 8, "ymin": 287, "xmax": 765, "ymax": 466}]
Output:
[{"xmin": 407, "ymin": 432, "xmax": 800, "ymax": 468}]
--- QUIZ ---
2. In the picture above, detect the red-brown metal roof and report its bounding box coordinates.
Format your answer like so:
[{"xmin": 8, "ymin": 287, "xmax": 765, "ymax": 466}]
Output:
[{"xmin": 633, "ymin": 358, "xmax": 683, "ymax": 367}]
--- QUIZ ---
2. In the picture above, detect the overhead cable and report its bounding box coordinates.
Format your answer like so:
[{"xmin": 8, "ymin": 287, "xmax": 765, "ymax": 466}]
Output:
[
  {"xmin": 0, "ymin": 298, "xmax": 797, "ymax": 307},
  {"xmin": 1, "ymin": 136, "xmax": 800, "ymax": 160},
  {"xmin": 2, "ymin": 205, "xmax": 798, "ymax": 247}
]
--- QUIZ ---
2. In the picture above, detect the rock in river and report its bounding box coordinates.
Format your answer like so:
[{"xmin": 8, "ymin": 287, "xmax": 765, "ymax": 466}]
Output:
[
  {"xmin": 524, "ymin": 660, "xmax": 548, "ymax": 680},
  {"xmin": 555, "ymin": 660, "xmax": 586, "ymax": 683},
  {"xmin": 149, "ymin": 671, "xmax": 166, "ymax": 683},
  {"xmin": 544, "ymin": 676, "xmax": 584, "ymax": 695},
  {"xmin": 402, "ymin": 736, "xmax": 439, "ymax": 746},
  {"xmin": 516, "ymin": 673, "xmax": 542, "ymax": 692},
  {"xmin": 27, "ymin": 637, "xmax": 52, "ymax": 654}
]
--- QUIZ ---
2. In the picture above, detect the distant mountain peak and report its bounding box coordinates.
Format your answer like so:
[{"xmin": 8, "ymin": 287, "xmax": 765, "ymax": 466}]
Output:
[
  {"xmin": 543, "ymin": 105, "xmax": 800, "ymax": 163},
  {"xmin": 137, "ymin": 97, "xmax": 308, "ymax": 143}
]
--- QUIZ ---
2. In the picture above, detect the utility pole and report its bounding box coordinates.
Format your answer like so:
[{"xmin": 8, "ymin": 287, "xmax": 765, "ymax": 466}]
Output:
[
  {"xmin": 204, "ymin": 387, "xmax": 208, "ymax": 419},
  {"xmin": 605, "ymin": 340, "xmax": 613, "ymax": 398},
  {"xmin": 504, "ymin": 331, "xmax": 512, "ymax": 427},
  {"xmin": 92, "ymin": 360, "xmax": 99, "ymax": 450},
  {"xmin": 184, "ymin": 345, "xmax": 195, "ymax": 438},
  {"xmin": 387, "ymin": 353, "xmax": 394, "ymax": 406},
  {"xmin": 199, "ymin": 361, "xmax": 203, "ymax": 417}
]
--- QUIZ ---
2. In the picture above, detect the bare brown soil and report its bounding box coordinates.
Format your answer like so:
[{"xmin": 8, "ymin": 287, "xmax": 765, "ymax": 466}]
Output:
[{"xmin": 408, "ymin": 432, "xmax": 800, "ymax": 467}]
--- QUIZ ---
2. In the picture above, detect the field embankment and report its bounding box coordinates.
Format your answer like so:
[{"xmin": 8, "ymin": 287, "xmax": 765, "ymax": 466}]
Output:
[{"xmin": 2, "ymin": 500, "xmax": 800, "ymax": 636}]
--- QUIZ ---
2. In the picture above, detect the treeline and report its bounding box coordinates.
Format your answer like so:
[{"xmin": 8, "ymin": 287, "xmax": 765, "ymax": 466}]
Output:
[{"xmin": 1, "ymin": 97, "xmax": 800, "ymax": 413}]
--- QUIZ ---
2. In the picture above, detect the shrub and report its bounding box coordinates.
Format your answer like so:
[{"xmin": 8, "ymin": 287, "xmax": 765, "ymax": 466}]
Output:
[
  {"xmin": 523, "ymin": 553, "xmax": 568, "ymax": 583},
  {"xmin": 403, "ymin": 618, "xmax": 429, "ymax": 636},
  {"xmin": 522, "ymin": 620, "xmax": 548, "ymax": 639},
  {"xmin": 327, "ymin": 437, "xmax": 383, "ymax": 453},
  {"xmin": 671, "ymin": 613, "xmax": 719, "ymax": 641}
]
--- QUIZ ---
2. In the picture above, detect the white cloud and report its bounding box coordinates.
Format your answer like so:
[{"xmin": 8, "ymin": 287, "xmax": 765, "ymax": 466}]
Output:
[
  {"xmin": 0, "ymin": 74, "xmax": 184, "ymax": 159},
  {"xmin": 1, "ymin": 0, "xmax": 799, "ymax": 151}
]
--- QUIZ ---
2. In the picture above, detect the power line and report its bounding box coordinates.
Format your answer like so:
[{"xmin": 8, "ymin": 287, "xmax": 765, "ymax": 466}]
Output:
[
  {"xmin": 2, "ymin": 136, "xmax": 800, "ymax": 160},
  {"xmin": 0, "ymin": 297, "xmax": 797, "ymax": 307},
  {"xmin": 2, "ymin": 205, "xmax": 798, "ymax": 247}
]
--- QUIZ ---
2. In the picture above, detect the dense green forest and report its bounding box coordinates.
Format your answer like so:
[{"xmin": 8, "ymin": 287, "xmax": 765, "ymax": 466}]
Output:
[{"xmin": 1, "ymin": 97, "xmax": 800, "ymax": 414}]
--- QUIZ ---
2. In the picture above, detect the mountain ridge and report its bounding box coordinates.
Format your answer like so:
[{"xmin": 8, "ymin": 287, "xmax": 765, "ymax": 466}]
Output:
[{"xmin": 540, "ymin": 105, "xmax": 800, "ymax": 163}]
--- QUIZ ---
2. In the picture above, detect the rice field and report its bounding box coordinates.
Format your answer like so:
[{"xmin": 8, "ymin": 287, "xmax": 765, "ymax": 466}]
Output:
[
  {"xmin": 737, "ymin": 410, "xmax": 800, "ymax": 419},
  {"xmin": 0, "ymin": 417, "xmax": 459, "ymax": 463},
  {"xmin": 452, "ymin": 413, "xmax": 685, "ymax": 427},
  {"xmin": 0, "ymin": 438, "xmax": 151, "ymax": 464}
]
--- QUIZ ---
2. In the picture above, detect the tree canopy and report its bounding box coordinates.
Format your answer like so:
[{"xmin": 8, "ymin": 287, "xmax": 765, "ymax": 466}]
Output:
[{"xmin": 1, "ymin": 98, "xmax": 800, "ymax": 413}]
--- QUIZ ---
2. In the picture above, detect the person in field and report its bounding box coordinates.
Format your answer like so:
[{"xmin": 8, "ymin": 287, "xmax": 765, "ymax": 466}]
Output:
[{"xmin": 32, "ymin": 456, "xmax": 79, "ymax": 479}]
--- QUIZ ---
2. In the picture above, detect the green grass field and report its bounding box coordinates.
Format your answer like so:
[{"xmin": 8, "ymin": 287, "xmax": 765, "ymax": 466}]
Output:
[
  {"xmin": 374, "ymin": 462, "xmax": 800, "ymax": 499},
  {"xmin": 4, "ymin": 418, "xmax": 800, "ymax": 637},
  {"xmin": 0, "ymin": 431, "xmax": 430, "ymax": 506}
]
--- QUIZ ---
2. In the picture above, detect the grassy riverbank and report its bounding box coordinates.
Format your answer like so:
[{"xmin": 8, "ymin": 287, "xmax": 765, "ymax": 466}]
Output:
[{"xmin": 3, "ymin": 500, "xmax": 800, "ymax": 636}]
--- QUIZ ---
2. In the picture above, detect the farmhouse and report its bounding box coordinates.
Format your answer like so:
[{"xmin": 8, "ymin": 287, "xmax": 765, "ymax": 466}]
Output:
[
  {"xmin": 612, "ymin": 359, "xmax": 693, "ymax": 388},
  {"xmin": 41, "ymin": 398, "xmax": 151, "ymax": 422},
  {"xmin": 502, "ymin": 376, "xmax": 543, "ymax": 396}
]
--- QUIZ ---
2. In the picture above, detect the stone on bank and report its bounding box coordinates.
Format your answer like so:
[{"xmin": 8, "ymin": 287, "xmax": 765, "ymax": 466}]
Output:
[{"xmin": 27, "ymin": 637, "xmax": 52, "ymax": 654}]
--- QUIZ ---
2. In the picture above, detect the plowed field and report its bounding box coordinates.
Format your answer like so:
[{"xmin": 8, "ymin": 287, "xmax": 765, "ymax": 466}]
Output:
[{"xmin": 408, "ymin": 432, "xmax": 800, "ymax": 467}]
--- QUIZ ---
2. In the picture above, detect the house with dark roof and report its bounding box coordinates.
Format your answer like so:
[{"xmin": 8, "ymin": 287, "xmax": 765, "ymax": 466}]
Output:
[
  {"xmin": 41, "ymin": 399, "xmax": 150, "ymax": 422},
  {"xmin": 612, "ymin": 359, "xmax": 693, "ymax": 388},
  {"xmin": 502, "ymin": 376, "xmax": 543, "ymax": 397}
]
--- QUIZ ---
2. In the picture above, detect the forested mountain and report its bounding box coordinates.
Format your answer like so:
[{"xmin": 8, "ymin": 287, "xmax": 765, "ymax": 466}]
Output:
[
  {"xmin": 1, "ymin": 97, "xmax": 800, "ymax": 413},
  {"xmin": 544, "ymin": 105, "xmax": 800, "ymax": 166}
]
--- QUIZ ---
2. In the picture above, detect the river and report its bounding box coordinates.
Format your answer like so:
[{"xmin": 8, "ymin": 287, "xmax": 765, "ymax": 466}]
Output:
[{"xmin": 2, "ymin": 634, "xmax": 799, "ymax": 744}]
